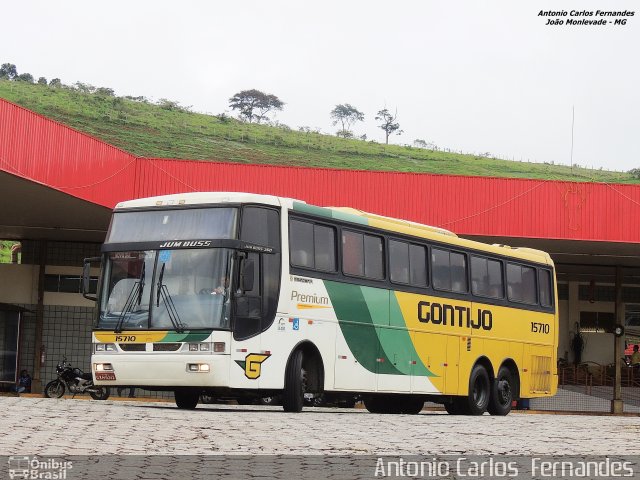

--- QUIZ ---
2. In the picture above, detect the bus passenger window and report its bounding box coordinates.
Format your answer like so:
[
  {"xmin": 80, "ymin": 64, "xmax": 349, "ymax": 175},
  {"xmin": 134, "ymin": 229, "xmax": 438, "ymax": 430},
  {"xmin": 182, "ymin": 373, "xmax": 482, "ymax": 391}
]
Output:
[
  {"xmin": 450, "ymin": 252, "xmax": 468, "ymax": 293},
  {"xmin": 342, "ymin": 231, "xmax": 383, "ymax": 279},
  {"xmin": 314, "ymin": 224, "xmax": 336, "ymax": 272},
  {"xmin": 409, "ymin": 244, "xmax": 428, "ymax": 286},
  {"xmin": 433, "ymin": 249, "xmax": 467, "ymax": 293},
  {"xmin": 290, "ymin": 219, "xmax": 314, "ymax": 268},
  {"xmin": 363, "ymin": 235, "xmax": 384, "ymax": 279},
  {"xmin": 507, "ymin": 263, "xmax": 537, "ymax": 304},
  {"xmin": 432, "ymin": 248, "xmax": 451, "ymax": 291},
  {"xmin": 539, "ymin": 269, "xmax": 552, "ymax": 307},
  {"xmin": 471, "ymin": 256, "xmax": 503, "ymax": 298},
  {"xmin": 342, "ymin": 231, "xmax": 364, "ymax": 276},
  {"xmin": 389, "ymin": 240, "xmax": 409, "ymax": 284}
]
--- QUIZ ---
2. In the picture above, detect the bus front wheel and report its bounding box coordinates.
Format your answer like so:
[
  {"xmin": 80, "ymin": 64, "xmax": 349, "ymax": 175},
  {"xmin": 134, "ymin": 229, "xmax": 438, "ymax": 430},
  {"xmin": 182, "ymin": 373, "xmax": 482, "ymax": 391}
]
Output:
[
  {"xmin": 175, "ymin": 388, "xmax": 199, "ymax": 409},
  {"xmin": 282, "ymin": 349, "xmax": 305, "ymax": 412},
  {"xmin": 444, "ymin": 398, "xmax": 467, "ymax": 415},
  {"xmin": 487, "ymin": 366, "xmax": 514, "ymax": 416}
]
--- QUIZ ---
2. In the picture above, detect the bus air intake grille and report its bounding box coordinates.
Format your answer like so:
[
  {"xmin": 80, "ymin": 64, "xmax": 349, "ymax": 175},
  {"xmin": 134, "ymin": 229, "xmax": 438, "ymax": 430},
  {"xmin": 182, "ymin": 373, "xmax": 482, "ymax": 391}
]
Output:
[
  {"xmin": 153, "ymin": 343, "xmax": 182, "ymax": 351},
  {"xmin": 119, "ymin": 343, "xmax": 146, "ymax": 352},
  {"xmin": 530, "ymin": 355, "xmax": 552, "ymax": 392}
]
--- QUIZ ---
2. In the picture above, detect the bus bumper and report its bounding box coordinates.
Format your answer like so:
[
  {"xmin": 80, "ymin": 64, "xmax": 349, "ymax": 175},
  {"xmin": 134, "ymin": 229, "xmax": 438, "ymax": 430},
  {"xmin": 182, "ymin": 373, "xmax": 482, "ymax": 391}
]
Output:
[{"xmin": 91, "ymin": 354, "xmax": 230, "ymax": 387}]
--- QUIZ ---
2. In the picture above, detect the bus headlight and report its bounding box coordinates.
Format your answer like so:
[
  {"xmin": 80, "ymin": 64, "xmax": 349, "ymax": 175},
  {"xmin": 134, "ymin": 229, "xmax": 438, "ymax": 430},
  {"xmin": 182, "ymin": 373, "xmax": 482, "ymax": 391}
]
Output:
[
  {"xmin": 95, "ymin": 343, "xmax": 116, "ymax": 353},
  {"xmin": 187, "ymin": 363, "xmax": 210, "ymax": 373}
]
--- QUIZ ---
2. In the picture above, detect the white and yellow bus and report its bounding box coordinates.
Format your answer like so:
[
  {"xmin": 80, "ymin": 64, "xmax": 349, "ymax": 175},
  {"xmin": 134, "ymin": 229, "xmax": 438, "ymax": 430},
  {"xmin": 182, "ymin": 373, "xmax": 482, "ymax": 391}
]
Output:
[{"xmin": 86, "ymin": 192, "xmax": 558, "ymax": 415}]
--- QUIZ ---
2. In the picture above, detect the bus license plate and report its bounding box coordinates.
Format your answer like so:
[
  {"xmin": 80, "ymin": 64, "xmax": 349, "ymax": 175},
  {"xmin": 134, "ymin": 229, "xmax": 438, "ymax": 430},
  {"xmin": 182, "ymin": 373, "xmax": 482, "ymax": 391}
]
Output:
[{"xmin": 95, "ymin": 372, "xmax": 116, "ymax": 381}]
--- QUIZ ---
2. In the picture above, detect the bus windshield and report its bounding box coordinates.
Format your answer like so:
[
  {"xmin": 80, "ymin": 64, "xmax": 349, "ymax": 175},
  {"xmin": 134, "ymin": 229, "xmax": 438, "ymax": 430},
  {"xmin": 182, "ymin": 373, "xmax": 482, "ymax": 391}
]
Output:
[{"xmin": 98, "ymin": 248, "xmax": 234, "ymax": 330}]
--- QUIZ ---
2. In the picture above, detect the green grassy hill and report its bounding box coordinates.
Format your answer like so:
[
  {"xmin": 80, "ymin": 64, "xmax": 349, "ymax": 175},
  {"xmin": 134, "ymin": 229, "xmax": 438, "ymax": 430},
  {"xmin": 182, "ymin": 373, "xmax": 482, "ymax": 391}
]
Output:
[{"xmin": 1, "ymin": 79, "xmax": 637, "ymax": 183}]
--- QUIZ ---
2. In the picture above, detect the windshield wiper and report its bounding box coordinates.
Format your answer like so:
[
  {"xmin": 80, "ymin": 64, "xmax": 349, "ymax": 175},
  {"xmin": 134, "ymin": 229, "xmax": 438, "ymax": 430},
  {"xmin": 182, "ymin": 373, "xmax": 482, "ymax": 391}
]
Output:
[
  {"xmin": 156, "ymin": 263, "xmax": 165, "ymax": 307},
  {"xmin": 137, "ymin": 263, "xmax": 145, "ymax": 305},
  {"xmin": 114, "ymin": 264, "xmax": 146, "ymax": 333},
  {"xmin": 155, "ymin": 262, "xmax": 186, "ymax": 333}
]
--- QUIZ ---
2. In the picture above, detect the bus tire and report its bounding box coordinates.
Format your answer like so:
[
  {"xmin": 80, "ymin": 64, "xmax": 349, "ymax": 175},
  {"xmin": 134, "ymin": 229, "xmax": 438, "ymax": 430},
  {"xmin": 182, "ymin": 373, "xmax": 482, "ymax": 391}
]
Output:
[
  {"xmin": 488, "ymin": 366, "xmax": 514, "ymax": 416},
  {"xmin": 175, "ymin": 388, "xmax": 199, "ymax": 409},
  {"xmin": 465, "ymin": 364, "xmax": 491, "ymax": 415},
  {"xmin": 444, "ymin": 397, "xmax": 467, "ymax": 415},
  {"xmin": 398, "ymin": 396, "xmax": 424, "ymax": 415},
  {"xmin": 363, "ymin": 396, "xmax": 388, "ymax": 414},
  {"xmin": 282, "ymin": 349, "xmax": 305, "ymax": 412}
]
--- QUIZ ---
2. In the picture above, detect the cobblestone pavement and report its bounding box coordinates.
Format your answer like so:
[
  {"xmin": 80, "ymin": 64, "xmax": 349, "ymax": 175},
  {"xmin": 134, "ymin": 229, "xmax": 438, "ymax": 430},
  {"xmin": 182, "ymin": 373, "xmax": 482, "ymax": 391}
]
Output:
[{"xmin": 2, "ymin": 396, "xmax": 640, "ymax": 456}]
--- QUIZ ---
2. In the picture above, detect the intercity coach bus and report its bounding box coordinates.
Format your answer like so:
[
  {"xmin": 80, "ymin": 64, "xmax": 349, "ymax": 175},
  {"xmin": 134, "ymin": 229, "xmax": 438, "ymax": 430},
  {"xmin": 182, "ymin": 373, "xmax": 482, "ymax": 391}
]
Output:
[{"xmin": 86, "ymin": 192, "xmax": 558, "ymax": 415}]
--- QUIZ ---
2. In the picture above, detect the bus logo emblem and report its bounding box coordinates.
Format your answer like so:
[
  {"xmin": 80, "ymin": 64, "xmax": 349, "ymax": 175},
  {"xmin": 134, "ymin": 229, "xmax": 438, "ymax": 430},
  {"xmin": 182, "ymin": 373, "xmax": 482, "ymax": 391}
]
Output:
[
  {"xmin": 292, "ymin": 318, "xmax": 300, "ymax": 331},
  {"xmin": 236, "ymin": 353, "xmax": 271, "ymax": 379}
]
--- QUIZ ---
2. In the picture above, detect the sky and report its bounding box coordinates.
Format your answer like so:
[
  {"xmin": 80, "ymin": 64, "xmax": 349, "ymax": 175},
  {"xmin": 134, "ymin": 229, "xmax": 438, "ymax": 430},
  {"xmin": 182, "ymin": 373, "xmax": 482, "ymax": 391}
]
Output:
[{"xmin": 2, "ymin": 0, "xmax": 639, "ymax": 171}]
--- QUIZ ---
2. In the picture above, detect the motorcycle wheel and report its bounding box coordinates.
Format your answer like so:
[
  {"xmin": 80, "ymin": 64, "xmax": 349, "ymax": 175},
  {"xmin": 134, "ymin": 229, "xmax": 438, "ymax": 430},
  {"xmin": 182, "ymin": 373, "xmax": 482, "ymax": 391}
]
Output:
[
  {"xmin": 44, "ymin": 380, "xmax": 65, "ymax": 399},
  {"xmin": 90, "ymin": 386, "xmax": 110, "ymax": 400}
]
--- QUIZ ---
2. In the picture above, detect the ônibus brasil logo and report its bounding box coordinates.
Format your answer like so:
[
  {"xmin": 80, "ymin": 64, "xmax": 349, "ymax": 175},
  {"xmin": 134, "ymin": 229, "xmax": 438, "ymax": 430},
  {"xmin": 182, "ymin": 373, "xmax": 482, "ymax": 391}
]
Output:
[{"xmin": 8, "ymin": 456, "xmax": 73, "ymax": 480}]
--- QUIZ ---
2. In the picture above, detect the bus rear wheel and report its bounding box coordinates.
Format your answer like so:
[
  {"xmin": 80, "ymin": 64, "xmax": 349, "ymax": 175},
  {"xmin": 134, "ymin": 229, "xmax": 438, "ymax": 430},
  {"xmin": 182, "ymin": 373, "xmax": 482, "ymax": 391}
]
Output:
[
  {"xmin": 282, "ymin": 349, "xmax": 305, "ymax": 412},
  {"xmin": 488, "ymin": 366, "xmax": 514, "ymax": 416},
  {"xmin": 175, "ymin": 388, "xmax": 199, "ymax": 409},
  {"xmin": 463, "ymin": 364, "xmax": 491, "ymax": 415}
]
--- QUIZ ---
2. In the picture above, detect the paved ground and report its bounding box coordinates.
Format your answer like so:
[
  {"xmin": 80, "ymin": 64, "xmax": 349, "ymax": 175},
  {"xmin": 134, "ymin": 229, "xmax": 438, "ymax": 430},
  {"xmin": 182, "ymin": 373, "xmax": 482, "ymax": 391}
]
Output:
[{"xmin": 3, "ymin": 396, "xmax": 640, "ymax": 456}]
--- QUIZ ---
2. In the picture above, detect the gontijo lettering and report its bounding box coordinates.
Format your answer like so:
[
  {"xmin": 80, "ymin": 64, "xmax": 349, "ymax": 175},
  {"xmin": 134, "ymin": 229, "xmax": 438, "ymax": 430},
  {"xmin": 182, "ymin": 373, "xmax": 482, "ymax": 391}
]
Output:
[{"xmin": 417, "ymin": 301, "xmax": 493, "ymax": 330}]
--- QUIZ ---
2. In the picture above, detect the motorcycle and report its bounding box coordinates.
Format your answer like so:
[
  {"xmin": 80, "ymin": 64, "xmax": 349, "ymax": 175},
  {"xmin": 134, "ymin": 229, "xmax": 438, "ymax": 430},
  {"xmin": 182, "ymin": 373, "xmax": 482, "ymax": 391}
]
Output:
[{"xmin": 44, "ymin": 356, "xmax": 110, "ymax": 400}]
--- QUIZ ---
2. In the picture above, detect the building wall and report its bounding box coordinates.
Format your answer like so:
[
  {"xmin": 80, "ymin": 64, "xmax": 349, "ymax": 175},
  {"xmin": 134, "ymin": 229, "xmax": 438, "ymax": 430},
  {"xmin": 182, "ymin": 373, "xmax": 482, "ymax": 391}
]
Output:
[{"xmin": 2, "ymin": 241, "xmax": 100, "ymax": 389}]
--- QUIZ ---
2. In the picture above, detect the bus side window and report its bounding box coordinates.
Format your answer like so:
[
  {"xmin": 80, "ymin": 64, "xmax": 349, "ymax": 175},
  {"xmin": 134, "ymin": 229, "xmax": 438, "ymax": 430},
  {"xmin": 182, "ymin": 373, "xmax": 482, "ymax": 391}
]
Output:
[
  {"xmin": 507, "ymin": 263, "xmax": 537, "ymax": 305},
  {"xmin": 432, "ymin": 248, "xmax": 451, "ymax": 291},
  {"xmin": 471, "ymin": 256, "xmax": 503, "ymax": 298},
  {"xmin": 342, "ymin": 231, "xmax": 364, "ymax": 276},
  {"xmin": 290, "ymin": 219, "xmax": 314, "ymax": 268},
  {"xmin": 389, "ymin": 240, "xmax": 409, "ymax": 284},
  {"xmin": 409, "ymin": 244, "xmax": 428, "ymax": 287},
  {"xmin": 289, "ymin": 219, "xmax": 336, "ymax": 272},
  {"xmin": 433, "ymin": 248, "xmax": 467, "ymax": 293},
  {"xmin": 539, "ymin": 269, "xmax": 552, "ymax": 307}
]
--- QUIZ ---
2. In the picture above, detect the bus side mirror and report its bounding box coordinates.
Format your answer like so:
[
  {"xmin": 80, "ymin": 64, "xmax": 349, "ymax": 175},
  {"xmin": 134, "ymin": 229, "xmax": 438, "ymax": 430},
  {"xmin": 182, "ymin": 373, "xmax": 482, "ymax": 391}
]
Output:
[
  {"xmin": 240, "ymin": 258, "xmax": 255, "ymax": 292},
  {"xmin": 82, "ymin": 257, "xmax": 101, "ymax": 301}
]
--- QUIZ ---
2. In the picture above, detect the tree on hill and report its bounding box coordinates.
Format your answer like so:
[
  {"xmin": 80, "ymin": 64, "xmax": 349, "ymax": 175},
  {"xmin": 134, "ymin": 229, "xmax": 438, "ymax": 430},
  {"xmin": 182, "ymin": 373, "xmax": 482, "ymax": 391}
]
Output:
[
  {"xmin": 49, "ymin": 78, "xmax": 62, "ymax": 88},
  {"xmin": 37, "ymin": 77, "xmax": 47, "ymax": 85},
  {"xmin": 229, "ymin": 89, "xmax": 284, "ymax": 123},
  {"xmin": 74, "ymin": 82, "xmax": 95, "ymax": 93},
  {"xmin": 375, "ymin": 108, "xmax": 403, "ymax": 144},
  {"xmin": 96, "ymin": 87, "xmax": 115, "ymax": 96},
  {"xmin": 15, "ymin": 73, "xmax": 34, "ymax": 83},
  {"xmin": 0, "ymin": 63, "xmax": 17, "ymax": 80},
  {"xmin": 330, "ymin": 103, "xmax": 364, "ymax": 138}
]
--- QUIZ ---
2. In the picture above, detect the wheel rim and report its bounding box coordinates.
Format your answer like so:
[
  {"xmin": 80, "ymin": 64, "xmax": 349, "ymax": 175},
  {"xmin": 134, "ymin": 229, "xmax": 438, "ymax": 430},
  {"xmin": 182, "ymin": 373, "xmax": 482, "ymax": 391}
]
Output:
[
  {"xmin": 48, "ymin": 382, "xmax": 63, "ymax": 397},
  {"xmin": 497, "ymin": 379, "xmax": 512, "ymax": 406}
]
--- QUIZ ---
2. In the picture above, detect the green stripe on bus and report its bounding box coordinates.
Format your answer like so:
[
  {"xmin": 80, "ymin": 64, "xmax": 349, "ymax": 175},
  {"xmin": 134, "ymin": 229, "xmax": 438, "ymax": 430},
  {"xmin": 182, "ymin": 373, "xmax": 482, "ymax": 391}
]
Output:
[
  {"xmin": 162, "ymin": 331, "xmax": 211, "ymax": 342},
  {"xmin": 292, "ymin": 202, "xmax": 368, "ymax": 226},
  {"xmin": 388, "ymin": 293, "xmax": 434, "ymax": 377},
  {"xmin": 325, "ymin": 281, "xmax": 402, "ymax": 375}
]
